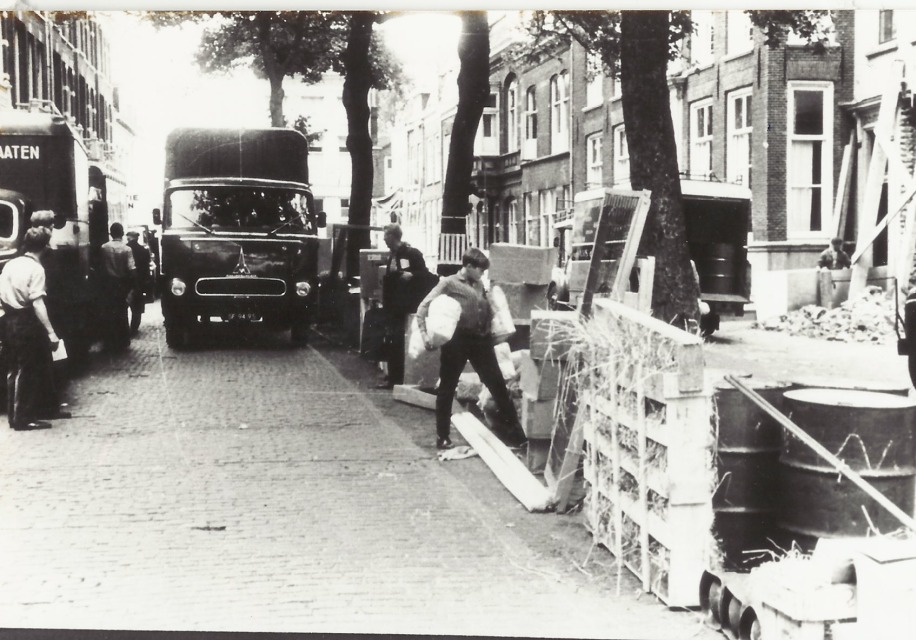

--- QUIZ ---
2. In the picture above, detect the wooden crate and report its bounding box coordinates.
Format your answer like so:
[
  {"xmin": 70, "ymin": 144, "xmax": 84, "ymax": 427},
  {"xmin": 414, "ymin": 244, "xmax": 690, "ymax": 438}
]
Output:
[{"xmin": 576, "ymin": 300, "xmax": 714, "ymax": 608}]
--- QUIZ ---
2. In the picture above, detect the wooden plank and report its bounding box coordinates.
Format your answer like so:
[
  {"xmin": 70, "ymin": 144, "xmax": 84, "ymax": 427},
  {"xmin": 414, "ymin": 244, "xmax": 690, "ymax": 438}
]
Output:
[
  {"xmin": 637, "ymin": 255, "xmax": 655, "ymax": 313},
  {"xmin": 832, "ymin": 130, "xmax": 855, "ymax": 240},
  {"xmin": 392, "ymin": 384, "xmax": 436, "ymax": 410},
  {"xmin": 611, "ymin": 190, "xmax": 652, "ymax": 303},
  {"xmin": 550, "ymin": 401, "xmax": 587, "ymax": 512},
  {"xmin": 850, "ymin": 69, "xmax": 899, "ymax": 296},
  {"xmin": 451, "ymin": 412, "xmax": 554, "ymax": 513}
]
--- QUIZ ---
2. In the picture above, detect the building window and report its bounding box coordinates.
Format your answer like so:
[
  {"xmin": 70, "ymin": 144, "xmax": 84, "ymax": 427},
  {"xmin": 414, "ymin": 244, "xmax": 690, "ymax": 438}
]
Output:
[
  {"xmin": 613, "ymin": 125, "xmax": 629, "ymax": 186},
  {"xmin": 555, "ymin": 184, "xmax": 570, "ymax": 217},
  {"xmin": 727, "ymin": 89, "xmax": 752, "ymax": 187},
  {"xmin": 508, "ymin": 198, "xmax": 519, "ymax": 243},
  {"xmin": 550, "ymin": 71, "xmax": 569, "ymax": 155},
  {"xmin": 690, "ymin": 99, "xmax": 714, "ymax": 179},
  {"xmin": 524, "ymin": 192, "xmax": 537, "ymax": 245},
  {"xmin": 539, "ymin": 189, "xmax": 554, "ymax": 248},
  {"xmin": 879, "ymin": 10, "xmax": 896, "ymax": 44},
  {"xmin": 726, "ymin": 10, "xmax": 753, "ymax": 56},
  {"xmin": 691, "ymin": 10, "xmax": 715, "ymax": 67},
  {"xmin": 586, "ymin": 133, "xmax": 603, "ymax": 187},
  {"xmin": 506, "ymin": 78, "xmax": 519, "ymax": 152},
  {"xmin": 585, "ymin": 52, "xmax": 603, "ymax": 107},
  {"xmin": 787, "ymin": 82, "xmax": 834, "ymax": 236},
  {"xmin": 442, "ymin": 132, "xmax": 451, "ymax": 180},
  {"xmin": 523, "ymin": 85, "xmax": 538, "ymax": 159}
]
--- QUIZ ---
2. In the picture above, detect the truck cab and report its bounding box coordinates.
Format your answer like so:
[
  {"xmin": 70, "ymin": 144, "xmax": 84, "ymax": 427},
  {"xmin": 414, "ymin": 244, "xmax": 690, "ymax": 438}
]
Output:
[{"xmin": 158, "ymin": 127, "xmax": 326, "ymax": 348}]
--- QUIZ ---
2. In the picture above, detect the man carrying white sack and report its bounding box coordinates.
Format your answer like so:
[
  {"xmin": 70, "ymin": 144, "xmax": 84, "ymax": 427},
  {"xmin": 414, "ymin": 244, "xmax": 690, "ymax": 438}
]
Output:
[{"xmin": 416, "ymin": 247, "xmax": 528, "ymax": 451}]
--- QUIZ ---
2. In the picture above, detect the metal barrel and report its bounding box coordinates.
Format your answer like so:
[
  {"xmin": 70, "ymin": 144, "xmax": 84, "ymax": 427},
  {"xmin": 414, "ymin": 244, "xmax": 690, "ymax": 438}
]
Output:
[
  {"xmin": 697, "ymin": 243, "xmax": 737, "ymax": 295},
  {"xmin": 713, "ymin": 381, "xmax": 792, "ymax": 570},
  {"xmin": 778, "ymin": 388, "xmax": 916, "ymax": 549}
]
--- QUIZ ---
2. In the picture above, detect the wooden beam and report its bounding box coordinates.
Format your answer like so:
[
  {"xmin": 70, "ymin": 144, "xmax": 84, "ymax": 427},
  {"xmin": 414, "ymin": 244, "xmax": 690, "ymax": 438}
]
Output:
[
  {"xmin": 451, "ymin": 412, "xmax": 554, "ymax": 513},
  {"xmin": 833, "ymin": 130, "xmax": 855, "ymax": 240},
  {"xmin": 850, "ymin": 66, "xmax": 901, "ymax": 296}
]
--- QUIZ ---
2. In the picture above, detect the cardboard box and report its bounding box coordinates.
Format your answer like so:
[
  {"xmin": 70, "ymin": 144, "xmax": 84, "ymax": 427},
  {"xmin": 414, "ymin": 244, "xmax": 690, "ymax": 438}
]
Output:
[
  {"xmin": 495, "ymin": 282, "xmax": 549, "ymax": 324},
  {"xmin": 521, "ymin": 391, "xmax": 556, "ymax": 439},
  {"xmin": 359, "ymin": 249, "xmax": 389, "ymax": 300},
  {"xmin": 488, "ymin": 243, "xmax": 557, "ymax": 285},
  {"xmin": 855, "ymin": 538, "xmax": 916, "ymax": 639},
  {"xmin": 519, "ymin": 352, "xmax": 563, "ymax": 401},
  {"xmin": 529, "ymin": 310, "xmax": 578, "ymax": 360}
]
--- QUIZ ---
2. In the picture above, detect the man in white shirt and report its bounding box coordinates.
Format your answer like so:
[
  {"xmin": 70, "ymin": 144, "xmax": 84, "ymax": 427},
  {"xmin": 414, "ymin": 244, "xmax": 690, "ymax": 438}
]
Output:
[{"xmin": 0, "ymin": 227, "xmax": 61, "ymax": 430}]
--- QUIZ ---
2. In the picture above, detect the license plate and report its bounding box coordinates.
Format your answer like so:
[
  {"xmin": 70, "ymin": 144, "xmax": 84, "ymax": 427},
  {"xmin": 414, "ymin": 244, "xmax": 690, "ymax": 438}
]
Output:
[{"xmin": 226, "ymin": 312, "xmax": 261, "ymax": 322}]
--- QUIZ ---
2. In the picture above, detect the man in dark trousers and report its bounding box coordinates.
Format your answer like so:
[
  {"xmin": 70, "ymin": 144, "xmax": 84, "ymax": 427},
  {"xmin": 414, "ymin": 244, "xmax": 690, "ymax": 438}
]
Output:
[
  {"xmin": 125, "ymin": 230, "xmax": 151, "ymax": 336},
  {"xmin": 378, "ymin": 223, "xmax": 435, "ymax": 389},
  {"xmin": 0, "ymin": 227, "xmax": 62, "ymax": 430},
  {"xmin": 99, "ymin": 223, "xmax": 137, "ymax": 351},
  {"xmin": 416, "ymin": 247, "xmax": 527, "ymax": 450}
]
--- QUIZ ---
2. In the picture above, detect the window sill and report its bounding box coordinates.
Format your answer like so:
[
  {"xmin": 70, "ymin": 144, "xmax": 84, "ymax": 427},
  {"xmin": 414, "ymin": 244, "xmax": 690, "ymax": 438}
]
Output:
[
  {"xmin": 865, "ymin": 41, "xmax": 898, "ymax": 59},
  {"xmin": 581, "ymin": 103, "xmax": 603, "ymax": 114},
  {"xmin": 723, "ymin": 49, "xmax": 753, "ymax": 63}
]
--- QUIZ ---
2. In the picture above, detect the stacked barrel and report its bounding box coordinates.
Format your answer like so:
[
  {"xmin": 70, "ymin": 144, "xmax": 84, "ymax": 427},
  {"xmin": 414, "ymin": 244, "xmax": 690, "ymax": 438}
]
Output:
[
  {"xmin": 712, "ymin": 382, "xmax": 916, "ymax": 569},
  {"xmin": 712, "ymin": 381, "xmax": 791, "ymax": 570},
  {"xmin": 778, "ymin": 388, "xmax": 916, "ymax": 550}
]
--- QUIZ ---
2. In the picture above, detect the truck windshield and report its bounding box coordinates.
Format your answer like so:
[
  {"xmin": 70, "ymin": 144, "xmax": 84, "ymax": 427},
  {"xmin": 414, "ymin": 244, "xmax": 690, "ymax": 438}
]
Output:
[{"xmin": 168, "ymin": 187, "xmax": 312, "ymax": 231}]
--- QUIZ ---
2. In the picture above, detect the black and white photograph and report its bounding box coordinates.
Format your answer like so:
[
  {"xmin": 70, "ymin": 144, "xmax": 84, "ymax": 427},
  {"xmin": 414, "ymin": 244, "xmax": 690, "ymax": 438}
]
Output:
[{"xmin": 1, "ymin": 5, "xmax": 915, "ymax": 639}]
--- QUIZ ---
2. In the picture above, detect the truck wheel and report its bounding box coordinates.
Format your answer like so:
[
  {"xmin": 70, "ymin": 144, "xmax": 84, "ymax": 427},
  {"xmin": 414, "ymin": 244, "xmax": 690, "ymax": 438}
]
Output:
[
  {"xmin": 165, "ymin": 322, "xmax": 188, "ymax": 349},
  {"xmin": 290, "ymin": 320, "xmax": 310, "ymax": 346},
  {"xmin": 700, "ymin": 311, "xmax": 720, "ymax": 337}
]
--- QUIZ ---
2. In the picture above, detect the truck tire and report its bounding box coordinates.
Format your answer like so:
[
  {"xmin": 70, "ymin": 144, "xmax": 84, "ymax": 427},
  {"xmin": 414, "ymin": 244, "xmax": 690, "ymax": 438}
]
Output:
[
  {"xmin": 165, "ymin": 321, "xmax": 189, "ymax": 349},
  {"xmin": 290, "ymin": 320, "xmax": 310, "ymax": 346}
]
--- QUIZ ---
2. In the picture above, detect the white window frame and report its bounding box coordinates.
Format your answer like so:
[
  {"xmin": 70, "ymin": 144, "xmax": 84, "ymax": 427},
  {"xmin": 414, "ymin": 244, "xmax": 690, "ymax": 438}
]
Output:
[
  {"xmin": 726, "ymin": 10, "xmax": 753, "ymax": 57},
  {"xmin": 691, "ymin": 10, "xmax": 715, "ymax": 67},
  {"xmin": 523, "ymin": 192, "xmax": 536, "ymax": 245},
  {"xmin": 613, "ymin": 125, "xmax": 629, "ymax": 186},
  {"xmin": 690, "ymin": 98, "xmax": 714, "ymax": 179},
  {"xmin": 727, "ymin": 88, "xmax": 753, "ymax": 187},
  {"xmin": 478, "ymin": 91, "xmax": 499, "ymax": 155},
  {"xmin": 507, "ymin": 79, "xmax": 519, "ymax": 152},
  {"xmin": 585, "ymin": 52, "xmax": 603, "ymax": 108},
  {"xmin": 550, "ymin": 71, "xmax": 569, "ymax": 155},
  {"xmin": 586, "ymin": 133, "xmax": 603, "ymax": 188},
  {"xmin": 539, "ymin": 189, "xmax": 554, "ymax": 248},
  {"xmin": 878, "ymin": 10, "xmax": 896, "ymax": 45},
  {"xmin": 508, "ymin": 198, "xmax": 519, "ymax": 243},
  {"xmin": 786, "ymin": 81, "xmax": 834, "ymax": 238},
  {"xmin": 523, "ymin": 85, "xmax": 538, "ymax": 160}
]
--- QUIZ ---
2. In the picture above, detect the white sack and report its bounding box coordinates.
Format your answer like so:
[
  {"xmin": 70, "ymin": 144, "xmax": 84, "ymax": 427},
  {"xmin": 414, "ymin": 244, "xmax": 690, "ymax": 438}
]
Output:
[
  {"xmin": 407, "ymin": 295, "xmax": 461, "ymax": 358},
  {"xmin": 488, "ymin": 285, "xmax": 516, "ymax": 344}
]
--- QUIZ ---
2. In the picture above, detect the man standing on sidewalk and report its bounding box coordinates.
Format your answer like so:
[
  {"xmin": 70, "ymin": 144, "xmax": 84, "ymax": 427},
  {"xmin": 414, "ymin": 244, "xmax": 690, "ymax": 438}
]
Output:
[
  {"xmin": 0, "ymin": 227, "xmax": 62, "ymax": 431},
  {"xmin": 99, "ymin": 223, "xmax": 137, "ymax": 352},
  {"xmin": 125, "ymin": 230, "xmax": 151, "ymax": 336}
]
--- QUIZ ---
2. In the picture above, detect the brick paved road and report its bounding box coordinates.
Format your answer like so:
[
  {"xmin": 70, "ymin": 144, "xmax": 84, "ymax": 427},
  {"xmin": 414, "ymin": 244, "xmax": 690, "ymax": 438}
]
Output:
[{"xmin": 0, "ymin": 303, "xmax": 716, "ymax": 638}]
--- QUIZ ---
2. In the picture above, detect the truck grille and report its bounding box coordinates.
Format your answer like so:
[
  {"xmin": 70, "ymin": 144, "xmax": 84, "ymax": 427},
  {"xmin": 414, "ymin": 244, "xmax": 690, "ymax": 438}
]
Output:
[{"xmin": 195, "ymin": 277, "xmax": 287, "ymax": 297}]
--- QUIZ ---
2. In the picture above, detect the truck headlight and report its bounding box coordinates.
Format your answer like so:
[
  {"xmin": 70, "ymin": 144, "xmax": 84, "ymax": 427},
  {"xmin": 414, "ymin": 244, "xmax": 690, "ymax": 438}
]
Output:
[
  {"xmin": 170, "ymin": 278, "xmax": 187, "ymax": 296},
  {"xmin": 295, "ymin": 281, "xmax": 311, "ymax": 297}
]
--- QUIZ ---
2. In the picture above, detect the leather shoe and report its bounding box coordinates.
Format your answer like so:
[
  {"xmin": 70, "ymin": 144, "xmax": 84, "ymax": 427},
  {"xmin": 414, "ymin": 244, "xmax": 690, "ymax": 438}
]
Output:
[
  {"xmin": 13, "ymin": 420, "xmax": 52, "ymax": 431},
  {"xmin": 436, "ymin": 436, "xmax": 453, "ymax": 450}
]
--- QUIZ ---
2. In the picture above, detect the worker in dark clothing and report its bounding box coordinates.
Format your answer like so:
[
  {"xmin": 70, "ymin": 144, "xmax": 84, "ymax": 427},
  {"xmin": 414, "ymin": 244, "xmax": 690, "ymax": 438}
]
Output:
[
  {"xmin": 0, "ymin": 227, "xmax": 62, "ymax": 430},
  {"xmin": 125, "ymin": 230, "xmax": 151, "ymax": 336},
  {"xmin": 817, "ymin": 237, "xmax": 852, "ymax": 270},
  {"xmin": 416, "ymin": 247, "xmax": 527, "ymax": 451},
  {"xmin": 98, "ymin": 223, "xmax": 137, "ymax": 352},
  {"xmin": 378, "ymin": 223, "xmax": 436, "ymax": 389}
]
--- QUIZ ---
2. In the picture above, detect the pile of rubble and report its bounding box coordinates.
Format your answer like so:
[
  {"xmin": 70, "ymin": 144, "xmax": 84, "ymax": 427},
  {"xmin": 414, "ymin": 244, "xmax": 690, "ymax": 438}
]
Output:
[{"xmin": 755, "ymin": 286, "xmax": 901, "ymax": 344}]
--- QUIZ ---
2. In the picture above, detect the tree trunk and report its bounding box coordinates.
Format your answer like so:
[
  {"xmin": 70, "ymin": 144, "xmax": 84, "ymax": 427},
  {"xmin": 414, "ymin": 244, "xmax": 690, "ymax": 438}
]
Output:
[
  {"xmin": 440, "ymin": 11, "xmax": 490, "ymax": 240},
  {"xmin": 342, "ymin": 11, "xmax": 375, "ymax": 279},
  {"xmin": 620, "ymin": 11, "xmax": 699, "ymax": 325},
  {"xmin": 256, "ymin": 14, "xmax": 286, "ymax": 128},
  {"xmin": 268, "ymin": 74, "xmax": 286, "ymax": 128}
]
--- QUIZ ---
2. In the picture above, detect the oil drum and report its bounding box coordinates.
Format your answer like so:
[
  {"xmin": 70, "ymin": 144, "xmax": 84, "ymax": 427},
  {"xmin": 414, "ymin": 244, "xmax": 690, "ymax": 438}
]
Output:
[
  {"xmin": 697, "ymin": 243, "xmax": 737, "ymax": 295},
  {"xmin": 712, "ymin": 381, "xmax": 792, "ymax": 570},
  {"xmin": 778, "ymin": 388, "xmax": 916, "ymax": 550}
]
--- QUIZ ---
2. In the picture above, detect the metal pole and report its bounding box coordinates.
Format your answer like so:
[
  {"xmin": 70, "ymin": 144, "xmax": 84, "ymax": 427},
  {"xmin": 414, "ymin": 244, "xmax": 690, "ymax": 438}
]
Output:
[{"xmin": 725, "ymin": 375, "xmax": 916, "ymax": 533}]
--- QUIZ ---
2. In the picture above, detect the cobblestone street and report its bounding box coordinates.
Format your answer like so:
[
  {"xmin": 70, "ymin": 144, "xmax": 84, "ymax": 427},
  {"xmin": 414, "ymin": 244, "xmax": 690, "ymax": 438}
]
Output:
[{"xmin": 0, "ymin": 303, "xmax": 714, "ymax": 638}]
